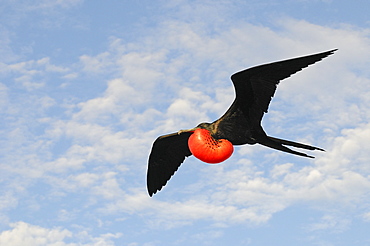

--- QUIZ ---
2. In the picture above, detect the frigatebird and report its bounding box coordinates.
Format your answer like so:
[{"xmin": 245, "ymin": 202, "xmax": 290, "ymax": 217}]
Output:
[{"xmin": 147, "ymin": 49, "xmax": 337, "ymax": 196}]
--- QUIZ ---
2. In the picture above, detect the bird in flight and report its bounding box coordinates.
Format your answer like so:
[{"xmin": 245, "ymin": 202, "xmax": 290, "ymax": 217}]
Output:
[{"xmin": 147, "ymin": 49, "xmax": 337, "ymax": 196}]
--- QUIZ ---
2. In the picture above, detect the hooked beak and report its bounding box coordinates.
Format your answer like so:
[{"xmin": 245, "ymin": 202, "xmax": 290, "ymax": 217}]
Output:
[{"xmin": 177, "ymin": 127, "xmax": 199, "ymax": 135}]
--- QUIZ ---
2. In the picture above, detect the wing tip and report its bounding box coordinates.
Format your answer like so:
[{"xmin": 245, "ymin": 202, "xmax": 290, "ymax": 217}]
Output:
[
  {"xmin": 147, "ymin": 183, "xmax": 161, "ymax": 197},
  {"xmin": 323, "ymin": 48, "xmax": 338, "ymax": 57},
  {"xmin": 147, "ymin": 177, "xmax": 163, "ymax": 197}
]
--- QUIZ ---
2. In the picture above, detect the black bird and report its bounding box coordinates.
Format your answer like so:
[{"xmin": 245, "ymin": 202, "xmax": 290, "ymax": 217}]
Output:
[{"xmin": 147, "ymin": 49, "xmax": 337, "ymax": 196}]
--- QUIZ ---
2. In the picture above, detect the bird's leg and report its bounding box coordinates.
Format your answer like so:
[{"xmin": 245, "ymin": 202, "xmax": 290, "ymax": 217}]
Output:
[{"xmin": 177, "ymin": 127, "xmax": 198, "ymax": 135}]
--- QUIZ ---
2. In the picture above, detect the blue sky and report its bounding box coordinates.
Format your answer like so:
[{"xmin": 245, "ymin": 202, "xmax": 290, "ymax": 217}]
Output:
[{"xmin": 1, "ymin": 0, "xmax": 370, "ymax": 245}]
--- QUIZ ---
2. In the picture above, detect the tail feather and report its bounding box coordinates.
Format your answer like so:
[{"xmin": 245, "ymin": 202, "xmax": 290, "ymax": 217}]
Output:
[
  {"xmin": 268, "ymin": 136, "xmax": 325, "ymax": 151},
  {"xmin": 258, "ymin": 136, "xmax": 324, "ymax": 158}
]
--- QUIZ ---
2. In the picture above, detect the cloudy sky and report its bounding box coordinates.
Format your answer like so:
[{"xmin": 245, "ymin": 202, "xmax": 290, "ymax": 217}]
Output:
[{"xmin": 1, "ymin": 0, "xmax": 370, "ymax": 245}]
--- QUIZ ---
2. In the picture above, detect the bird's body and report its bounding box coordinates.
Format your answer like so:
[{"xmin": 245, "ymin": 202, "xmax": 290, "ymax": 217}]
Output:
[{"xmin": 147, "ymin": 49, "xmax": 337, "ymax": 196}]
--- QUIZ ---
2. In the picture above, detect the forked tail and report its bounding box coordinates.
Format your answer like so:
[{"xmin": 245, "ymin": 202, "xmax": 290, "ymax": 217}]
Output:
[{"xmin": 258, "ymin": 136, "xmax": 324, "ymax": 158}]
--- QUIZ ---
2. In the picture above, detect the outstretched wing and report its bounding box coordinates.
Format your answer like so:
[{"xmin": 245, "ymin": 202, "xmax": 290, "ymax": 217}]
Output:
[
  {"xmin": 147, "ymin": 132, "xmax": 192, "ymax": 196},
  {"xmin": 227, "ymin": 49, "xmax": 337, "ymax": 123}
]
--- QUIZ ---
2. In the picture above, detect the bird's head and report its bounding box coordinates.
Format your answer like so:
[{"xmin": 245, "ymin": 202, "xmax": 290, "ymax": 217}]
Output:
[{"xmin": 196, "ymin": 122, "xmax": 213, "ymax": 131}]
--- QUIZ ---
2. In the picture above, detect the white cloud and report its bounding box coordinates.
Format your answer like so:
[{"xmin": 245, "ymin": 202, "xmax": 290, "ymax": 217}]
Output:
[
  {"xmin": 79, "ymin": 53, "xmax": 113, "ymax": 74},
  {"xmin": 318, "ymin": 123, "xmax": 370, "ymax": 173},
  {"xmin": 0, "ymin": 222, "xmax": 72, "ymax": 246},
  {"xmin": 307, "ymin": 214, "xmax": 351, "ymax": 233},
  {"xmin": 102, "ymin": 192, "xmax": 274, "ymax": 229},
  {"xmin": 1, "ymin": 57, "xmax": 70, "ymax": 90},
  {"xmin": 0, "ymin": 222, "xmax": 120, "ymax": 246}
]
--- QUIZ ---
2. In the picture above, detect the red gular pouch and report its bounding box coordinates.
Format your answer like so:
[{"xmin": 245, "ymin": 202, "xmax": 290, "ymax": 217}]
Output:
[{"xmin": 188, "ymin": 128, "xmax": 234, "ymax": 164}]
